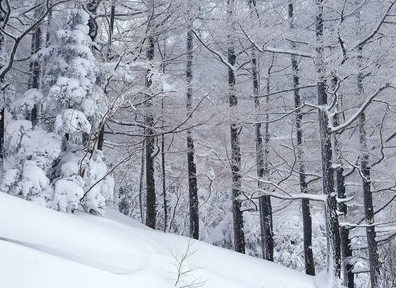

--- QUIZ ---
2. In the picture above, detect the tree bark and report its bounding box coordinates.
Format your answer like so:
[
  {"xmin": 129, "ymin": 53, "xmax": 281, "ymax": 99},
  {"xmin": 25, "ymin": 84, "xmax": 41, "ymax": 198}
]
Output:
[
  {"xmin": 315, "ymin": 0, "xmax": 341, "ymax": 277},
  {"xmin": 86, "ymin": 0, "xmax": 102, "ymax": 42},
  {"xmin": 145, "ymin": 34, "xmax": 156, "ymax": 229},
  {"xmin": 186, "ymin": 4, "xmax": 199, "ymax": 240},
  {"xmin": 288, "ymin": 0, "xmax": 315, "ymax": 275},
  {"xmin": 97, "ymin": 1, "xmax": 115, "ymax": 151},
  {"xmin": 332, "ymin": 76, "xmax": 354, "ymax": 288},
  {"xmin": 0, "ymin": 6, "xmax": 6, "ymax": 174},
  {"xmin": 160, "ymin": 40, "xmax": 168, "ymax": 232},
  {"xmin": 139, "ymin": 139, "xmax": 145, "ymax": 223},
  {"xmin": 161, "ymin": 110, "xmax": 167, "ymax": 232},
  {"xmin": 357, "ymin": 52, "xmax": 379, "ymax": 288},
  {"xmin": 228, "ymin": 0, "xmax": 245, "ymax": 254},
  {"xmin": 248, "ymin": 0, "xmax": 273, "ymax": 262},
  {"xmin": 28, "ymin": 0, "xmax": 44, "ymax": 126}
]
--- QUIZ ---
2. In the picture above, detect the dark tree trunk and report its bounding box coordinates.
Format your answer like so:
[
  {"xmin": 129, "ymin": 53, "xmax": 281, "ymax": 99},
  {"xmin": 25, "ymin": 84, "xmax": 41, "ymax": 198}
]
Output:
[
  {"xmin": 228, "ymin": 0, "xmax": 245, "ymax": 254},
  {"xmin": 186, "ymin": 13, "xmax": 199, "ymax": 239},
  {"xmin": 161, "ymin": 117, "xmax": 167, "ymax": 232},
  {"xmin": 0, "ymin": 8, "xmax": 6, "ymax": 173},
  {"xmin": 97, "ymin": 2, "xmax": 115, "ymax": 151},
  {"xmin": 145, "ymin": 34, "xmax": 156, "ymax": 229},
  {"xmin": 332, "ymin": 76, "xmax": 354, "ymax": 288},
  {"xmin": 160, "ymin": 40, "xmax": 168, "ymax": 232},
  {"xmin": 357, "ymin": 65, "xmax": 379, "ymax": 288},
  {"xmin": 86, "ymin": 0, "xmax": 102, "ymax": 42},
  {"xmin": 28, "ymin": 0, "xmax": 44, "ymax": 126},
  {"xmin": 29, "ymin": 22, "xmax": 42, "ymax": 89},
  {"xmin": 337, "ymin": 169, "xmax": 354, "ymax": 288},
  {"xmin": 359, "ymin": 115, "xmax": 379, "ymax": 288},
  {"xmin": 0, "ymin": 107, "xmax": 4, "ymax": 163},
  {"xmin": 249, "ymin": 0, "xmax": 273, "ymax": 262},
  {"xmin": 139, "ymin": 139, "xmax": 145, "ymax": 223},
  {"xmin": 288, "ymin": 0, "xmax": 315, "ymax": 275},
  {"xmin": 315, "ymin": 0, "xmax": 341, "ymax": 277}
]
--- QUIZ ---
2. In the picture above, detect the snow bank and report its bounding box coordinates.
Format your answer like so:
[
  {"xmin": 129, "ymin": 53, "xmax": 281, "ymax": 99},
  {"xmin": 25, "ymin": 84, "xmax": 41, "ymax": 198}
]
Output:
[{"xmin": 0, "ymin": 193, "xmax": 316, "ymax": 288}]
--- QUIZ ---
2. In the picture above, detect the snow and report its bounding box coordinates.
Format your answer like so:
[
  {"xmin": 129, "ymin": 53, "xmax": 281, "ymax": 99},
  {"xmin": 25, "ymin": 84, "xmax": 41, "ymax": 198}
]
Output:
[
  {"xmin": 21, "ymin": 161, "xmax": 50, "ymax": 197},
  {"xmin": 0, "ymin": 193, "xmax": 319, "ymax": 288},
  {"xmin": 10, "ymin": 89, "xmax": 42, "ymax": 117},
  {"xmin": 55, "ymin": 109, "xmax": 91, "ymax": 134},
  {"xmin": 52, "ymin": 179, "xmax": 84, "ymax": 213}
]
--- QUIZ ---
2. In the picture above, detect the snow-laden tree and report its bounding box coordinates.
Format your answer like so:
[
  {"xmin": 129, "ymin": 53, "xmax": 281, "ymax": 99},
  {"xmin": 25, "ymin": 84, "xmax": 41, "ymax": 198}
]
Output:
[{"xmin": 43, "ymin": 8, "xmax": 113, "ymax": 214}]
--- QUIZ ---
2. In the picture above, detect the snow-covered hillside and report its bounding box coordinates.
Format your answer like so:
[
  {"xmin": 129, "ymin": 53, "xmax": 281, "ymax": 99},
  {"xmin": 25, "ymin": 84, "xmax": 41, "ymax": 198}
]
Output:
[{"xmin": 0, "ymin": 193, "xmax": 318, "ymax": 288}]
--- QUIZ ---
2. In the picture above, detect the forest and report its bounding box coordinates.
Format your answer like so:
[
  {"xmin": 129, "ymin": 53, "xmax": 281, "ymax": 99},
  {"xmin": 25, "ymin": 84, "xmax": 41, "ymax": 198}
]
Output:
[{"xmin": 1, "ymin": 0, "xmax": 396, "ymax": 287}]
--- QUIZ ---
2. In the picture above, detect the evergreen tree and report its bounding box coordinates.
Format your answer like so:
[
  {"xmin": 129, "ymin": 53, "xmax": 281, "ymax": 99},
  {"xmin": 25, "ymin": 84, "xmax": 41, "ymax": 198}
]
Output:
[{"xmin": 44, "ymin": 8, "xmax": 113, "ymax": 214}]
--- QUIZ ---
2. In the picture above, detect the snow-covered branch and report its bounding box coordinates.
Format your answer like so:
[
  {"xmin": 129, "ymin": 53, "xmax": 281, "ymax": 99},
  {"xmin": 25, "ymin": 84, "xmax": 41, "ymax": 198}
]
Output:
[{"xmin": 330, "ymin": 84, "xmax": 391, "ymax": 133}]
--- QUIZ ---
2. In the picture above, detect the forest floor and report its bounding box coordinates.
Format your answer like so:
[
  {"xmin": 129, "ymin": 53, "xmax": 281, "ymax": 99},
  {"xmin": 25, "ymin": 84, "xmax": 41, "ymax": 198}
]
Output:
[{"xmin": 0, "ymin": 192, "xmax": 325, "ymax": 288}]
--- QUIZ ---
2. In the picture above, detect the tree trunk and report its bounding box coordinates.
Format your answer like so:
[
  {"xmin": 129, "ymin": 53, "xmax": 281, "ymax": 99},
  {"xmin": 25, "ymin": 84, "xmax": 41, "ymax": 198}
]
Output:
[
  {"xmin": 139, "ymin": 139, "xmax": 145, "ymax": 223},
  {"xmin": 332, "ymin": 77, "xmax": 354, "ymax": 288},
  {"xmin": 161, "ymin": 112, "xmax": 167, "ymax": 232},
  {"xmin": 29, "ymin": 1, "xmax": 42, "ymax": 90},
  {"xmin": 160, "ymin": 40, "xmax": 168, "ymax": 233},
  {"xmin": 227, "ymin": 0, "xmax": 245, "ymax": 254},
  {"xmin": 357, "ymin": 56, "xmax": 379, "ymax": 288},
  {"xmin": 359, "ymin": 112, "xmax": 379, "ymax": 288},
  {"xmin": 145, "ymin": 34, "xmax": 156, "ymax": 229},
  {"xmin": 97, "ymin": 1, "xmax": 115, "ymax": 151},
  {"xmin": 29, "ymin": 0, "xmax": 44, "ymax": 126},
  {"xmin": 288, "ymin": 0, "xmax": 315, "ymax": 275},
  {"xmin": 248, "ymin": 0, "xmax": 273, "ymax": 262},
  {"xmin": 186, "ymin": 5, "xmax": 199, "ymax": 240},
  {"xmin": 315, "ymin": 0, "xmax": 341, "ymax": 277},
  {"xmin": 86, "ymin": 0, "xmax": 102, "ymax": 42},
  {"xmin": 0, "ymin": 8, "xmax": 6, "ymax": 175}
]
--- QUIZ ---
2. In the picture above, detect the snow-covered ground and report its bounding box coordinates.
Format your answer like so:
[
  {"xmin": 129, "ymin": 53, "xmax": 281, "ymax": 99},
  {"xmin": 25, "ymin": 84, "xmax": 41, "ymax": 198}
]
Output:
[{"xmin": 0, "ymin": 193, "xmax": 319, "ymax": 288}]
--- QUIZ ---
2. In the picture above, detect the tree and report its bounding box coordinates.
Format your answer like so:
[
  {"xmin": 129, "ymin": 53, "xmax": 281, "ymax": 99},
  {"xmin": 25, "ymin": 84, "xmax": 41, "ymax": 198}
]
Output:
[
  {"xmin": 144, "ymin": 0, "xmax": 157, "ymax": 229},
  {"xmin": 315, "ymin": 0, "xmax": 341, "ymax": 278},
  {"xmin": 288, "ymin": 0, "xmax": 315, "ymax": 275},
  {"xmin": 186, "ymin": 0, "xmax": 199, "ymax": 240},
  {"xmin": 227, "ymin": 0, "xmax": 245, "ymax": 254},
  {"xmin": 44, "ymin": 7, "xmax": 113, "ymax": 213}
]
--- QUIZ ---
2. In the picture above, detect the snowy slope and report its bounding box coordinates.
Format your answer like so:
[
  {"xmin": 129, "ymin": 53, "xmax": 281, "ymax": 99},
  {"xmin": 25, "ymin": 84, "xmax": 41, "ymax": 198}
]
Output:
[{"xmin": 0, "ymin": 193, "xmax": 317, "ymax": 288}]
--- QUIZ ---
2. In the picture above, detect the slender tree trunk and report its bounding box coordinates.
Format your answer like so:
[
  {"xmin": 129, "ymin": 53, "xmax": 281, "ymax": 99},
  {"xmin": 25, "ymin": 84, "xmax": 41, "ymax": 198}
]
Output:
[
  {"xmin": 262, "ymin": 72, "xmax": 273, "ymax": 261},
  {"xmin": 315, "ymin": 0, "xmax": 341, "ymax": 277},
  {"xmin": 227, "ymin": 0, "xmax": 245, "ymax": 254},
  {"xmin": 144, "ymin": 1, "xmax": 157, "ymax": 229},
  {"xmin": 288, "ymin": 0, "xmax": 315, "ymax": 275},
  {"xmin": 359, "ymin": 111, "xmax": 379, "ymax": 288},
  {"xmin": 186, "ymin": 3, "xmax": 199, "ymax": 240},
  {"xmin": 357, "ymin": 49, "xmax": 379, "ymax": 288},
  {"xmin": 160, "ymin": 40, "xmax": 168, "ymax": 232},
  {"xmin": 252, "ymin": 49, "xmax": 273, "ymax": 261},
  {"xmin": 248, "ymin": 0, "xmax": 273, "ymax": 261},
  {"xmin": 139, "ymin": 139, "xmax": 145, "ymax": 223},
  {"xmin": 161, "ymin": 106, "xmax": 167, "ymax": 232},
  {"xmin": 145, "ymin": 34, "xmax": 156, "ymax": 229},
  {"xmin": 29, "ymin": 2, "xmax": 42, "ymax": 90},
  {"xmin": 86, "ymin": 0, "xmax": 102, "ymax": 42},
  {"xmin": 332, "ymin": 77, "xmax": 354, "ymax": 288},
  {"xmin": 28, "ymin": 0, "xmax": 44, "ymax": 126},
  {"xmin": 97, "ymin": 1, "xmax": 115, "ymax": 151},
  {"xmin": 0, "ymin": 7, "xmax": 6, "ymax": 175}
]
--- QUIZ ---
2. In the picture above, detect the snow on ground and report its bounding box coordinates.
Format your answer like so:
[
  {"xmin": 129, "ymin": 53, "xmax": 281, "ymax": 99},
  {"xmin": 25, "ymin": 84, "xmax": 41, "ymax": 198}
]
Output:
[{"xmin": 0, "ymin": 193, "xmax": 318, "ymax": 288}]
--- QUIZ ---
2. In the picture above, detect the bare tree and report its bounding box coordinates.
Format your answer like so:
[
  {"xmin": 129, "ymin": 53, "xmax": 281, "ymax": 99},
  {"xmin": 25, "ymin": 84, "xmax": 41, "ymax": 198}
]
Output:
[
  {"xmin": 145, "ymin": 1, "xmax": 157, "ymax": 229},
  {"xmin": 227, "ymin": 0, "xmax": 245, "ymax": 254},
  {"xmin": 315, "ymin": 0, "xmax": 341, "ymax": 277},
  {"xmin": 186, "ymin": 0, "xmax": 199, "ymax": 240},
  {"xmin": 288, "ymin": 0, "xmax": 315, "ymax": 275}
]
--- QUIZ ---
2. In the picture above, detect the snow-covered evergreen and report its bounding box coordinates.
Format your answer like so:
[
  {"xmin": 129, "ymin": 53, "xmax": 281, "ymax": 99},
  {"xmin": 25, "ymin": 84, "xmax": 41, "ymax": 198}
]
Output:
[{"xmin": 3, "ymin": 8, "xmax": 113, "ymax": 214}]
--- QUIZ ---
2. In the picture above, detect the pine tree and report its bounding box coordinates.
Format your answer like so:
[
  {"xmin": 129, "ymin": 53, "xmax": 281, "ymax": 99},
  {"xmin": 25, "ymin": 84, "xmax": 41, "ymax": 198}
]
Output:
[{"xmin": 44, "ymin": 8, "xmax": 113, "ymax": 214}]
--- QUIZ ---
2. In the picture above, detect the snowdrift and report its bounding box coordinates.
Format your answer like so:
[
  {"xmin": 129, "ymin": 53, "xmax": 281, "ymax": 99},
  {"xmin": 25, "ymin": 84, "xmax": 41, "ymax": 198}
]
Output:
[{"xmin": 0, "ymin": 193, "xmax": 316, "ymax": 288}]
